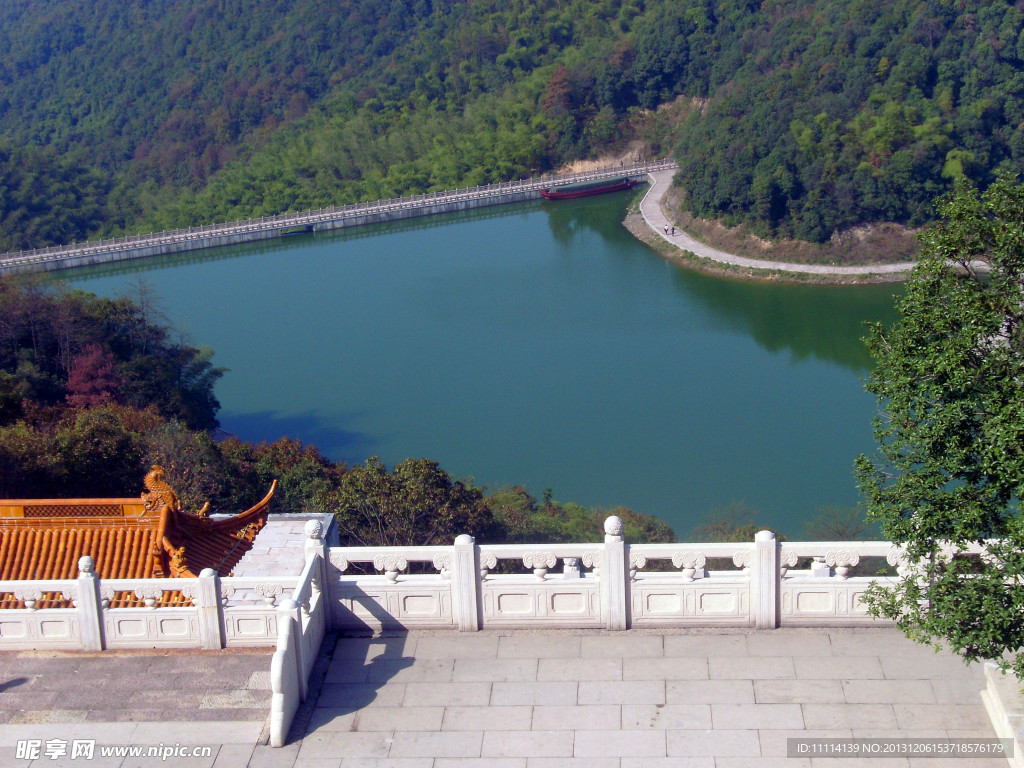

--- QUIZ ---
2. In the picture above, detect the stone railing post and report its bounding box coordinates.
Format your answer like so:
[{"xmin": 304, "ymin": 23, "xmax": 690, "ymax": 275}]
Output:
[
  {"xmin": 76, "ymin": 556, "xmax": 104, "ymax": 651},
  {"xmin": 451, "ymin": 535, "xmax": 481, "ymax": 632},
  {"xmin": 195, "ymin": 569, "xmax": 224, "ymax": 650},
  {"xmin": 753, "ymin": 530, "xmax": 780, "ymax": 629},
  {"xmin": 304, "ymin": 518, "xmax": 328, "ymax": 595},
  {"xmin": 280, "ymin": 598, "xmax": 307, "ymax": 700},
  {"xmin": 269, "ymin": 599, "xmax": 302, "ymax": 748},
  {"xmin": 601, "ymin": 516, "xmax": 629, "ymax": 630}
]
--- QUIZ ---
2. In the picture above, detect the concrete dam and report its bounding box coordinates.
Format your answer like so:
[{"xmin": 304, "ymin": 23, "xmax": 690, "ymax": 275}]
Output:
[{"xmin": 0, "ymin": 161, "xmax": 676, "ymax": 276}]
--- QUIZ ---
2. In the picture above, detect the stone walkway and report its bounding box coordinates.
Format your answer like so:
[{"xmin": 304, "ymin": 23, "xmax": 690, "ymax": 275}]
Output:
[
  {"xmin": 640, "ymin": 170, "xmax": 918, "ymax": 276},
  {"xmin": 2, "ymin": 630, "xmax": 1007, "ymax": 768},
  {"xmin": 0, "ymin": 647, "xmax": 271, "ymax": 767}
]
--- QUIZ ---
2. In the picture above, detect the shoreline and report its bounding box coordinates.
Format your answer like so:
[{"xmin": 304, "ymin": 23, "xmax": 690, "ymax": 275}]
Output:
[
  {"xmin": 629, "ymin": 170, "xmax": 916, "ymax": 285},
  {"xmin": 622, "ymin": 213, "xmax": 908, "ymax": 286}
]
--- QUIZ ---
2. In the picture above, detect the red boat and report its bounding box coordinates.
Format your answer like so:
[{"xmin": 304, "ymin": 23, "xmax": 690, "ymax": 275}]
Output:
[{"xmin": 539, "ymin": 176, "xmax": 637, "ymax": 200}]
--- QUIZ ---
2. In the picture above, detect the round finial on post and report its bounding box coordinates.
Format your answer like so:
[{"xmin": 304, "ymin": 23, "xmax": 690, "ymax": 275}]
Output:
[
  {"xmin": 78, "ymin": 556, "xmax": 95, "ymax": 575},
  {"xmin": 199, "ymin": 568, "xmax": 217, "ymax": 578},
  {"xmin": 604, "ymin": 515, "xmax": 623, "ymax": 542},
  {"xmin": 304, "ymin": 519, "xmax": 324, "ymax": 540},
  {"xmin": 455, "ymin": 534, "xmax": 475, "ymax": 545},
  {"xmin": 755, "ymin": 529, "xmax": 776, "ymax": 542}
]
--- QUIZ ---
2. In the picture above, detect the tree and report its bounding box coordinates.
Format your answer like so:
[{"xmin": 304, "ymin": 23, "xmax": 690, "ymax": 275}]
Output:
[
  {"xmin": 218, "ymin": 436, "xmax": 344, "ymax": 516},
  {"xmin": 50, "ymin": 405, "xmax": 152, "ymax": 497},
  {"xmin": 335, "ymin": 457, "xmax": 494, "ymax": 546},
  {"xmin": 802, "ymin": 506, "xmax": 875, "ymax": 541},
  {"xmin": 856, "ymin": 174, "xmax": 1024, "ymax": 677},
  {"xmin": 141, "ymin": 420, "xmax": 229, "ymax": 512},
  {"xmin": 689, "ymin": 501, "xmax": 772, "ymax": 543},
  {"xmin": 66, "ymin": 344, "xmax": 125, "ymax": 408}
]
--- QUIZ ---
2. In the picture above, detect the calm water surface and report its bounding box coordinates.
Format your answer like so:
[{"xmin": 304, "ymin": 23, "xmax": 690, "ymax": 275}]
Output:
[{"xmin": 67, "ymin": 194, "xmax": 900, "ymax": 537}]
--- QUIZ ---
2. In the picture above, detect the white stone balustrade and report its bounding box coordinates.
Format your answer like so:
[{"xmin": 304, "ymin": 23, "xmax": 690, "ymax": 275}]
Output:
[
  {"xmin": 0, "ymin": 576, "xmax": 82, "ymax": 650},
  {"xmin": 7, "ymin": 519, "xmax": 996, "ymax": 651},
  {"xmin": 270, "ymin": 522, "xmax": 330, "ymax": 747},
  {"xmin": 0, "ymin": 568, "xmax": 302, "ymax": 651},
  {"xmin": 322, "ymin": 523, "xmax": 947, "ymax": 633}
]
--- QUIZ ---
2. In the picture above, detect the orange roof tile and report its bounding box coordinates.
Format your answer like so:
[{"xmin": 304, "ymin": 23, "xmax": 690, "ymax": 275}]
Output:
[{"xmin": 0, "ymin": 470, "xmax": 276, "ymax": 608}]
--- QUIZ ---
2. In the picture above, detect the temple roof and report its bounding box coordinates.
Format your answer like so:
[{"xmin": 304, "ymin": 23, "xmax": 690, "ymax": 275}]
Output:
[{"xmin": 0, "ymin": 468, "xmax": 276, "ymax": 588}]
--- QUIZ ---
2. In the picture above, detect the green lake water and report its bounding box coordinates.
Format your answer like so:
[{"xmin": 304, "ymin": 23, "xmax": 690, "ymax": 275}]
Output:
[{"xmin": 66, "ymin": 193, "xmax": 900, "ymax": 538}]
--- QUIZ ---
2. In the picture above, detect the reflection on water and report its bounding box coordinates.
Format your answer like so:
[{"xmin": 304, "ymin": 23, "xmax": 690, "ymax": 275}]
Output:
[
  {"xmin": 66, "ymin": 192, "xmax": 899, "ymax": 536},
  {"xmin": 59, "ymin": 202, "xmax": 546, "ymax": 281},
  {"xmin": 221, "ymin": 410, "xmax": 378, "ymax": 462},
  {"xmin": 672, "ymin": 272, "xmax": 900, "ymax": 373}
]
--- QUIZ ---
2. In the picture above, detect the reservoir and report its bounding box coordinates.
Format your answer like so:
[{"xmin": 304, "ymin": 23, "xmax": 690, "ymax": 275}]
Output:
[{"xmin": 66, "ymin": 192, "xmax": 899, "ymax": 538}]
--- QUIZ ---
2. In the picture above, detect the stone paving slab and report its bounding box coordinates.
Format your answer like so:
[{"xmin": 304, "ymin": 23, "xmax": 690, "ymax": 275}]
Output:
[
  {"xmin": 621, "ymin": 703, "xmax": 710, "ymax": 730},
  {"xmin": 490, "ymin": 681, "xmax": 577, "ymax": 706},
  {"xmin": 795, "ymin": 654, "xmax": 886, "ymax": 679},
  {"xmin": 534, "ymin": 704, "xmax": 621, "ymax": 730},
  {"xmin": 753, "ymin": 679, "xmax": 846, "ymax": 704},
  {"xmin": 536, "ymin": 657, "xmax": 620, "ymax": 681},
  {"xmin": 443, "ymin": 706, "xmax": 533, "ymax": 732},
  {"xmin": 496, "ymin": 635, "xmax": 581, "ymax": 659},
  {"xmin": 842, "ymin": 679, "xmax": 936, "ymax": 704},
  {"xmin": 481, "ymin": 730, "xmax": 574, "ymax": 758},
  {"xmin": 577, "ymin": 680, "xmax": 665, "ymax": 705},
  {"xmin": 622, "ymin": 656, "xmax": 707, "ymax": 680},
  {"xmin": 451, "ymin": 658, "xmax": 537, "ymax": 683},
  {"xmin": 709, "ymin": 655, "xmax": 796, "ymax": 679},
  {"xmin": 668, "ymin": 678, "xmax": 755, "ymax": 703}
]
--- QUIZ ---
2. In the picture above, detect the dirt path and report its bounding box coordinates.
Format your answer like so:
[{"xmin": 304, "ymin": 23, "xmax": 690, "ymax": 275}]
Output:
[{"xmin": 640, "ymin": 170, "xmax": 918, "ymax": 277}]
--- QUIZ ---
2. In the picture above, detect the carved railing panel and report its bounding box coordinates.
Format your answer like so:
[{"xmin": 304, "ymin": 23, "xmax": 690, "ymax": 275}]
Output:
[{"xmin": 327, "ymin": 546, "xmax": 455, "ymax": 632}]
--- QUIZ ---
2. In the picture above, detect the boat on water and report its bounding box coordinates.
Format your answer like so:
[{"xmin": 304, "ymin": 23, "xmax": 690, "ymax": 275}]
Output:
[{"xmin": 539, "ymin": 176, "xmax": 637, "ymax": 200}]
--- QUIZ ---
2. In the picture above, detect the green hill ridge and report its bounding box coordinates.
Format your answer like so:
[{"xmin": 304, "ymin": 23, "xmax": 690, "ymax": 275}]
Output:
[{"xmin": 2, "ymin": 0, "xmax": 1022, "ymax": 252}]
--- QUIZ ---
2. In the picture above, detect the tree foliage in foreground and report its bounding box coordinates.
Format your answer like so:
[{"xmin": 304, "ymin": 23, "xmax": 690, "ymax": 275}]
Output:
[
  {"xmin": 334, "ymin": 456, "xmax": 496, "ymax": 547},
  {"xmin": 486, "ymin": 485, "xmax": 675, "ymax": 544},
  {"xmin": 856, "ymin": 175, "xmax": 1024, "ymax": 676}
]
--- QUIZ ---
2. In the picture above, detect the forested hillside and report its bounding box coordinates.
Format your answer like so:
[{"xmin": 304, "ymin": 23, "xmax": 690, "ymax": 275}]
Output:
[{"xmin": 2, "ymin": 0, "xmax": 1022, "ymax": 251}]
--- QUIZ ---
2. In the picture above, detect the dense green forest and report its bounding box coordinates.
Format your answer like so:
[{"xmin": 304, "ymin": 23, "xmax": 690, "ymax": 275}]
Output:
[
  {"xmin": 1, "ymin": 0, "xmax": 1023, "ymax": 251},
  {"xmin": 0, "ymin": 276, "xmax": 674, "ymax": 545}
]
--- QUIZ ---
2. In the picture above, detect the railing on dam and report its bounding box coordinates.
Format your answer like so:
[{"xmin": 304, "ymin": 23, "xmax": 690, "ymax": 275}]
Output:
[{"xmin": 0, "ymin": 160, "xmax": 677, "ymax": 275}]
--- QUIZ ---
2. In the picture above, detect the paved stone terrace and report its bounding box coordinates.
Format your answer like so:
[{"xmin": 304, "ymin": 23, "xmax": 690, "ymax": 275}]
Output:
[
  {"xmin": 0, "ymin": 628, "xmax": 1009, "ymax": 767},
  {"xmin": 0, "ymin": 647, "xmax": 271, "ymax": 766}
]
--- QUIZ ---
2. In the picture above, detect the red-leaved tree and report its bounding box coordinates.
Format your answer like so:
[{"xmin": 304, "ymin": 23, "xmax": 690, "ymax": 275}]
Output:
[{"xmin": 66, "ymin": 344, "xmax": 125, "ymax": 408}]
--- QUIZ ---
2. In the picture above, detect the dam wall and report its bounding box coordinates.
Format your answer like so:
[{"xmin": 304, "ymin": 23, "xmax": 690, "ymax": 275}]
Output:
[{"xmin": 0, "ymin": 161, "xmax": 676, "ymax": 275}]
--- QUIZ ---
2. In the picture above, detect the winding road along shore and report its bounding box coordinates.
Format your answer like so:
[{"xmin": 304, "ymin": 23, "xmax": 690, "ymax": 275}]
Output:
[{"xmin": 640, "ymin": 169, "xmax": 918, "ymax": 277}]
